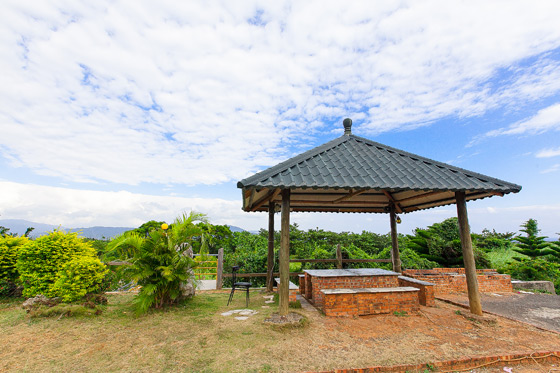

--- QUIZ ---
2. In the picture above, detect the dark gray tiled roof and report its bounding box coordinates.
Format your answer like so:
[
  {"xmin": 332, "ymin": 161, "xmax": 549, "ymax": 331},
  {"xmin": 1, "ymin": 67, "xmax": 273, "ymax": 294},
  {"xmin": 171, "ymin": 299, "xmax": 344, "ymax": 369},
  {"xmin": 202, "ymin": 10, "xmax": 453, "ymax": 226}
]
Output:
[{"xmin": 237, "ymin": 134, "xmax": 521, "ymax": 193}]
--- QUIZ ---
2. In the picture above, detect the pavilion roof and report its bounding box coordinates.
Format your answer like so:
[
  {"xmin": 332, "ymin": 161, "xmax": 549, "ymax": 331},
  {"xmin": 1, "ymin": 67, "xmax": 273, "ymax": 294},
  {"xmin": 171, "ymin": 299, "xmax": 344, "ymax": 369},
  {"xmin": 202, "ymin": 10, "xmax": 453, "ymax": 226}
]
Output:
[{"xmin": 237, "ymin": 120, "xmax": 521, "ymax": 213}]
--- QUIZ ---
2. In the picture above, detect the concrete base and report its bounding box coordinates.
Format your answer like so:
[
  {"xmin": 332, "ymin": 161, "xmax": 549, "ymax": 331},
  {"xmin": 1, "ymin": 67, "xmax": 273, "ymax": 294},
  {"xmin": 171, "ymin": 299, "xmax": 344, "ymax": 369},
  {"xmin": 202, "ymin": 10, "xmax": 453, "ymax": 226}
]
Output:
[{"xmin": 512, "ymin": 280, "xmax": 556, "ymax": 294}]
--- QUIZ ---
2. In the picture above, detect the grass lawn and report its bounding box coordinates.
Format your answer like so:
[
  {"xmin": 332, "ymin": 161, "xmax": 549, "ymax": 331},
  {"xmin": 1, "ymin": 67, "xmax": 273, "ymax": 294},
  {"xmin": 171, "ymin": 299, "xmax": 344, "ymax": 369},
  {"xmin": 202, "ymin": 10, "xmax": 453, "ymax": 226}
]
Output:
[{"xmin": 1, "ymin": 290, "xmax": 559, "ymax": 372}]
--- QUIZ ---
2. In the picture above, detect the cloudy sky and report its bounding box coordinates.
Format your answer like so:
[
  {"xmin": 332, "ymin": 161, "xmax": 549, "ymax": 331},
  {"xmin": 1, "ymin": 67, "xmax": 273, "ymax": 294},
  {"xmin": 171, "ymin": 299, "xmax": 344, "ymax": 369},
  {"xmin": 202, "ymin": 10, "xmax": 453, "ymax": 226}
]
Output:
[{"xmin": 1, "ymin": 1, "xmax": 560, "ymax": 238}]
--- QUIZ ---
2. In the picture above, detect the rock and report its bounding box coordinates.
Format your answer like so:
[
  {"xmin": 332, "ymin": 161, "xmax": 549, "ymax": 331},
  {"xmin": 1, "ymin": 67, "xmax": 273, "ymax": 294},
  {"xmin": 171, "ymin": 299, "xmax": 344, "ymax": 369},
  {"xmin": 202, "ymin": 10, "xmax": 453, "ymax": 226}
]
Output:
[{"xmin": 22, "ymin": 295, "xmax": 62, "ymax": 313}]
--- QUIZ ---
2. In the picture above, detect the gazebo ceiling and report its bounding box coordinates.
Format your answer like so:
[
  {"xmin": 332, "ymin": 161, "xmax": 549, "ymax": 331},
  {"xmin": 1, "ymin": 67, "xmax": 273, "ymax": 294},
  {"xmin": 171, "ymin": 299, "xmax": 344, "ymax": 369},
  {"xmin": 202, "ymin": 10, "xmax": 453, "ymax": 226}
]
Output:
[{"xmin": 237, "ymin": 119, "xmax": 521, "ymax": 214}]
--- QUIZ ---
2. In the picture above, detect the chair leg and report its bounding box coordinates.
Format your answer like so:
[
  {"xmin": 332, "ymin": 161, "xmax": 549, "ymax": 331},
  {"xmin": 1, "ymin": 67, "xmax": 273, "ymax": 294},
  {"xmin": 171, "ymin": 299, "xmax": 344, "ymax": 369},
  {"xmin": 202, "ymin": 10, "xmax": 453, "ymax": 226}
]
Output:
[
  {"xmin": 227, "ymin": 286, "xmax": 236, "ymax": 306},
  {"xmin": 245, "ymin": 287, "xmax": 250, "ymax": 308}
]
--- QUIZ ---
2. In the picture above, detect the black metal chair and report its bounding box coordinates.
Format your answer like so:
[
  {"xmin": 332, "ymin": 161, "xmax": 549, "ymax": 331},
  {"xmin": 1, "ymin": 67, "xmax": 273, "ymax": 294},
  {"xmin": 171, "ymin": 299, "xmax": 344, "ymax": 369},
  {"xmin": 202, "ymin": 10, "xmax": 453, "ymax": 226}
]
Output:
[{"xmin": 227, "ymin": 266, "xmax": 252, "ymax": 307}]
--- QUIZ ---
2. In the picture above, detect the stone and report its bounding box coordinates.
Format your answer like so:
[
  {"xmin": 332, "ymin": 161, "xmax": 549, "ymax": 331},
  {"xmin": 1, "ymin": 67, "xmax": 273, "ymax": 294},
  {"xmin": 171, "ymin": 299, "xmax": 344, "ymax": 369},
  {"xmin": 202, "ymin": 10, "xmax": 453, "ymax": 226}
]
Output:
[
  {"xmin": 22, "ymin": 295, "xmax": 62, "ymax": 313},
  {"xmin": 235, "ymin": 316, "xmax": 249, "ymax": 320}
]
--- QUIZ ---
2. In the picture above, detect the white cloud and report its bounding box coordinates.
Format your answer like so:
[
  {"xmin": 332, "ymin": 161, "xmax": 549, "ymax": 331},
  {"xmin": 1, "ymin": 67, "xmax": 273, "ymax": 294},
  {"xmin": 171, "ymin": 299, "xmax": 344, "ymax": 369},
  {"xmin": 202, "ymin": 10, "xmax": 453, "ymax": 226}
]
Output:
[
  {"xmin": 1, "ymin": 1, "xmax": 560, "ymax": 185},
  {"xmin": 541, "ymin": 164, "xmax": 560, "ymax": 174},
  {"xmin": 536, "ymin": 147, "xmax": 560, "ymax": 158},
  {"xmin": 2, "ymin": 181, "xmax": 559, "ymax": 239},
  {"xmin": 484, "ymin": 103, "xmax": 560, "ymax": 137}
]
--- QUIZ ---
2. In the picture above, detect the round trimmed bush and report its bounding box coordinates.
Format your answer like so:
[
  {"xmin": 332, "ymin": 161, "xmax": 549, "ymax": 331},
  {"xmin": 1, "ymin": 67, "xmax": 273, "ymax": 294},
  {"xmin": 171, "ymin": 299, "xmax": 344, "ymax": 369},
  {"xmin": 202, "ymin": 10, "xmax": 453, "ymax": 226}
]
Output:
[
  {"xmin": 17, "ymin": 230, "xmax": 99, "ymax": 298},
  {"xmin": 53, "ymin": 257, "xmax": 108, "ymax": 302}
]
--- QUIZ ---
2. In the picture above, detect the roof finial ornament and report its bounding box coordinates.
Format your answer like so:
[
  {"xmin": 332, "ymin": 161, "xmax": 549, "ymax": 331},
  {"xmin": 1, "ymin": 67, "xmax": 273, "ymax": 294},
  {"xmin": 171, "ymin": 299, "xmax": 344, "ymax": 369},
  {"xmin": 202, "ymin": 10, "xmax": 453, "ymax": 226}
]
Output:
[{"xmin": 343, "ymin": 118, "xmax": 352, "ymax": 135}]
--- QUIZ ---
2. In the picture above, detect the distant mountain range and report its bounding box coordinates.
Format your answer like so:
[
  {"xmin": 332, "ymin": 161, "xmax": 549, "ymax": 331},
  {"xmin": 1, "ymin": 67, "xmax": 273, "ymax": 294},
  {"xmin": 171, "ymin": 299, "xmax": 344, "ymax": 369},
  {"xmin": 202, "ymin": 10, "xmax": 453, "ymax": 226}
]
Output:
[{"xmin": 0, "ymin": 219, "xmax": 247, "ymax": 240}]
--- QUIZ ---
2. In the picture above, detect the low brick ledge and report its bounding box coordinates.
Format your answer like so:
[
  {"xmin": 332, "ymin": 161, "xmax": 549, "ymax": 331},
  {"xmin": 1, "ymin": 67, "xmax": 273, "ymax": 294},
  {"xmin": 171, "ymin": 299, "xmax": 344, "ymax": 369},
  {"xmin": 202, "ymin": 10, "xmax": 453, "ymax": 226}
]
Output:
[
  {"xmin": 397, "ymin": 275, "xmax": 434, "ymax": 286},
  {"xmin": 321, "ymin": 287, "xmax": 419, "ymax": 295},
  {"xmin": 274, "ymin": 278, "xmax": 298, "ymax": 290},
  {"xmin": 303, "ymin": 350, "xmax": 560, "ymax": 373}
]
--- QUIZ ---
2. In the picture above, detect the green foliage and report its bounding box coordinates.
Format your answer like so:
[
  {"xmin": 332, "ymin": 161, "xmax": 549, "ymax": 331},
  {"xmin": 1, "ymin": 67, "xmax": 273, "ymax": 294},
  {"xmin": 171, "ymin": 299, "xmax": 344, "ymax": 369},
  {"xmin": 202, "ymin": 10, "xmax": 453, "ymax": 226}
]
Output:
[
  {"xmin": 473, "ymin": 228, "xmax": 514, "ymax": 252},
  {"xmin": 16, "ymin": 230, "xmax": 98, "ymax": 298},
  {"xmin": 541, "ymin": 236, "xmax": 560, "ymax": 262},
  {"xmin": 129, "ymin": 220, "xmax": 166, "ymax": 237},
  {"xmin": 407, "ymin": 217, "xmax": 490, "ymax": 268},
  {"xmin": 224, "ymin": 231, "xmax": 269, "ymax": 286},
  {"xmin": 499, "ymin": 258, "xmax": 560, "ymax": 293},
  {"xmin": 52, "ymin": 257, "xmax": 108, "ymax": 302},
  {"xmin": 374, "ymin": 247, "xmax": 438, "ymax": 270},
  {"xmin": 0, "ymin": 235, "xmax": 28, "ymax": 283},
  {"xmin": 513, "ymin": 219, "xmax": 549, "ymax": 258},
  {"xmin": 109, "ymin": 211, "xmax": 204, "ymax": 314}
]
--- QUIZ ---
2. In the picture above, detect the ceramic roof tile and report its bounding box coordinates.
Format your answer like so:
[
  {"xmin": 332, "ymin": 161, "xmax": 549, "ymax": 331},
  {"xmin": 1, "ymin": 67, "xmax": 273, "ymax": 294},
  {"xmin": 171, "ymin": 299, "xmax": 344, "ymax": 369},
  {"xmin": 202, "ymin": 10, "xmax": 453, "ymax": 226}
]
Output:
[{"xmin": 238, "ymin": 134, "xmax": 521, "ymax": 194}]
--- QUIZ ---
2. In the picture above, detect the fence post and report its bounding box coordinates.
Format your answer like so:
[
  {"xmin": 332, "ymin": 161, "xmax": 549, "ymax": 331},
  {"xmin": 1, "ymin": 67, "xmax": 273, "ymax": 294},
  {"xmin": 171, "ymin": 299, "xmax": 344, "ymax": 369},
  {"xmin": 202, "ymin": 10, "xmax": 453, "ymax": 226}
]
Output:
[
  {"xmin": 216, "ymin": 248, "xmax": 224, "ymax": 289},
  {"xmin": 336, "ymin": 244, "xmax": 342, "ymax": 269}
]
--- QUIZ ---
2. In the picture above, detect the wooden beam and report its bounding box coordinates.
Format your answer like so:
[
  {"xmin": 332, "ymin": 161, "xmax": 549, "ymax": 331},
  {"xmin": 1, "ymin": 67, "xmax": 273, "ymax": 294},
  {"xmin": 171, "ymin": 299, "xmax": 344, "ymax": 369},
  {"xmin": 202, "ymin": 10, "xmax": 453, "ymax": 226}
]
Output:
[
  {"xmin": 389, "ymin": 205, "xmax": 402, "ymax": 273},
  {"xmin": 395, "ymin": 190, "xmax": 446, "ymax": 204},
  {"xmin": 409, "ymin": 191, "xmax": 493, "ymax": 210},
  {"xmin": 266, "ymin": 202, "xmax": 275, "ymax": 292},
  {"xmin": 290, "ymin": 200, "xmax": 387, "ymax": 206},
  {"xmin": 456, "ymin": 191, "xmax": 482, "ymax": 316},
  {"xmin": 332, "ymin": 189, "xmax": 366, "ymax": 204},
  {"xmin": 250, "ymin": 188, "xmax": 281, "ymax": 212},
  {"xmin": 383, "ymin": 190, "xmax": 403, "ymax": 213},
  {"xmin": 279, "ymin": 189, "xmax": 291, "ymax": 316}
]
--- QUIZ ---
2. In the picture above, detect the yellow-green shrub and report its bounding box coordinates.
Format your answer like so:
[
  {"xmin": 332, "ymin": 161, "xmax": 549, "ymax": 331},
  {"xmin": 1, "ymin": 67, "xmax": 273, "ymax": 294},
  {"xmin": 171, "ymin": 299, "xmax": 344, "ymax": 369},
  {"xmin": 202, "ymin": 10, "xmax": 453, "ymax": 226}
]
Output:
[
  {"xmin": 52, "ymin": 257, "xmax": 108, "ymax": 302},
  {"xmin": 0, "ymin": 235, "xmax": 28, "ymax": 283},
  {"xmin": 16, "ymin": 230, "xmax": 98, "ymax": 298}
]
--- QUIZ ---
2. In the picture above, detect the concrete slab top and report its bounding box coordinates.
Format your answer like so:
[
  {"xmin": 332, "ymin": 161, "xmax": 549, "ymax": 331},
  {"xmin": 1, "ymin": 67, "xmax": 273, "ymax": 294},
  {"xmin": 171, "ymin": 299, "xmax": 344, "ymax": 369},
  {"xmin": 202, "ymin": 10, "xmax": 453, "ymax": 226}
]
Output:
[
  {"xmin": 321, "ymin": 287, "xmax": 420, "ymax": 295},
  {"xmin": 303, "ymin": 268, "xmax": 399, "ymax": 277}
]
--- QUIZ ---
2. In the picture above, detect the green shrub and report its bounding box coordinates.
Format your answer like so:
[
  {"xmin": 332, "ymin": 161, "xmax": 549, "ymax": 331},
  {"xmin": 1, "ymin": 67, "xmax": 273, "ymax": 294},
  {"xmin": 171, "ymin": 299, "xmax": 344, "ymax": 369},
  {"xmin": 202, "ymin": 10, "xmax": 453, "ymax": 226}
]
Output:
[
  {"xmin": 0, "ymin": 235, "xmax": 28, "ymax": 283},
  {"xmin": 16, "ymin": 230, "xmax": 98, "ymax": 298},
  {"xmin": 499, "ymin": 258, "xmax": 560, "ymax": 293},
  {"xmin": 52, "ymin": 257, "xmax": 108, "ymax": 302}
]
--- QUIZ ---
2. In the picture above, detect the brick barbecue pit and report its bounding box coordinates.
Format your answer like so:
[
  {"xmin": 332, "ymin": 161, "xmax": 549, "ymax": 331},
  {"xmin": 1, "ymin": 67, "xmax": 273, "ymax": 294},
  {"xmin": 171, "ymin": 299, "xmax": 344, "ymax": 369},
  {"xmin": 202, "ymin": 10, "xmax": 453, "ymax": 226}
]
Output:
[{"xmin": 301, "ymin": 268, "xmax": 436, "ymax": 317}]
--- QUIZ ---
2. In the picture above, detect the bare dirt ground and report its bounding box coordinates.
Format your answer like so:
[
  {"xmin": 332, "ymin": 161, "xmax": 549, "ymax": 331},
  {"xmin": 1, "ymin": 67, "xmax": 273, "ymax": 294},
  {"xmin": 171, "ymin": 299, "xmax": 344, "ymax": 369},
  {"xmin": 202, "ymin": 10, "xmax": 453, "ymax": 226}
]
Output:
[{"xmin": 1, "ymin": 292, "xmax": 559, "ymax": 372}]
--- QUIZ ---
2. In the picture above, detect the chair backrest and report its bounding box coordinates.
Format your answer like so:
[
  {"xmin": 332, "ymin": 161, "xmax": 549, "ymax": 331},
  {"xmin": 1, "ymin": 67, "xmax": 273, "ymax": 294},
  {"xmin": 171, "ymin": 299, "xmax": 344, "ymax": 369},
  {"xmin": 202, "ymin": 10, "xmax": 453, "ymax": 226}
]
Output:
[{"xmin": 231, "ymin": 265, "xmax": 239, "ymax": 284}]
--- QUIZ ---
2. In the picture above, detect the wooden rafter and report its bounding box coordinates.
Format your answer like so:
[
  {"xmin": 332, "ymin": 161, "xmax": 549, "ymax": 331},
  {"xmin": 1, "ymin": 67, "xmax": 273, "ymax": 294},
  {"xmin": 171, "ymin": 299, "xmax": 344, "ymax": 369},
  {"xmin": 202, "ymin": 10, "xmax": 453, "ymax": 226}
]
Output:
[
  {"xmin": 290, "ymin": 199, "xmax": 387, "ymax": 206},
  {"xmin": 383, "ymin": 190, "xmax": 403, "ymax": 213},
  {"xmin": 332, "ymin": 189, "xmax": 366, "ymax": 204},
  {"xmin": 249, "ymin": 188, "xmax": 281, "ymax": 212},
  {"xmin": 395, "ymin": 190, "xmax": 447, "ymax": 204}
]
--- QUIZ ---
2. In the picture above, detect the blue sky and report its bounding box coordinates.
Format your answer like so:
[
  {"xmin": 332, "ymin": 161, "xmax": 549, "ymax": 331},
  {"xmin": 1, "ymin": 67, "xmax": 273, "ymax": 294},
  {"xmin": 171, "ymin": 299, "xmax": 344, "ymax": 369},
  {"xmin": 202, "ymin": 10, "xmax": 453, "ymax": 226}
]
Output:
[{"xmin": 1, "ymin": 1, "xmax": 560, "ymax": 238}]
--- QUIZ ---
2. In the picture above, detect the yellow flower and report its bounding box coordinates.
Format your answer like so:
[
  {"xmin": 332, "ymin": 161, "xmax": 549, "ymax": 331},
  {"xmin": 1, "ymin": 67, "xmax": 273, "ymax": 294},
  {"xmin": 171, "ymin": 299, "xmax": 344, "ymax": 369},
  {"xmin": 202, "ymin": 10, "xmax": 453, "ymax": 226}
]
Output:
[{"xmin": 161, "ymin": 223, "xmax": 169, "ymax": 230}]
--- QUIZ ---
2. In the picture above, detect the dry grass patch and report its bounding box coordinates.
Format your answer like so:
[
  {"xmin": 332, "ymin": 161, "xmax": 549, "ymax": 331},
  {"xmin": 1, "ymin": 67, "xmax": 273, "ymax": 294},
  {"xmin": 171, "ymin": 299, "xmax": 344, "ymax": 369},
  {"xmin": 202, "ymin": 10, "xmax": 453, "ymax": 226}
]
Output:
[{"xmin": 1, "ymin": 292, "xmax": 559, "ymax": 372}]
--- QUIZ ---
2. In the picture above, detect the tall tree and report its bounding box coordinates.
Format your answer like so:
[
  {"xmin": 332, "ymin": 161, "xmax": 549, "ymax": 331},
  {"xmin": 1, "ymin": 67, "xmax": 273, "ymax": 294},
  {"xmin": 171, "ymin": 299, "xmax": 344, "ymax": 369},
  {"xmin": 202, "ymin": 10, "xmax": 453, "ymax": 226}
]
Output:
[
  {"xmin": 513, "ymin": 219, "xmax": 549, "ymax": 258},
  {"xmin": 541, "ymin": 233, "xmax": 560, "ymax": 261}
]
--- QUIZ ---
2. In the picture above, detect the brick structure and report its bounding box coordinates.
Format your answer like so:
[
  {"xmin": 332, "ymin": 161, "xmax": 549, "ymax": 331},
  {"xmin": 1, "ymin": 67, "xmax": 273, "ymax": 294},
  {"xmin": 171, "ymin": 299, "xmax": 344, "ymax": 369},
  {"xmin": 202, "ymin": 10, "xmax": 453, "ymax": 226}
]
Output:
[
  {"xmin": 274, "ymin": 278, "xmax": 298, "ymax": 302},
  {"xmin": 307, "ymin": 272, "xmax": 399, "ymax": 309},
  {"xmin": 403, "ymin": 268, "xmax": 513, "ymax": 295},
  {"xmin": 321, "ymin": 287, "xmax": 420, "ymax": 317},
  {"xmin": 398, "ymin": 276, "xmax": 435, "ymax": 306},
  {"xmin": 298, "ymin": 274, "xmax": 306, "ymax": 297}
]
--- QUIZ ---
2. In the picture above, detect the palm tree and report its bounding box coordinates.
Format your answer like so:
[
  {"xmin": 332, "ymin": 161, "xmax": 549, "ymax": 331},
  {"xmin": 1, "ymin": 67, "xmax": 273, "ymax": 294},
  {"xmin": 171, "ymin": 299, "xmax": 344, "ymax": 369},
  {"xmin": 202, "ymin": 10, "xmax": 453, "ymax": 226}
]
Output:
[{"xmin": 108, "ymin": 211, "xmax": 207, "ymax": 314}]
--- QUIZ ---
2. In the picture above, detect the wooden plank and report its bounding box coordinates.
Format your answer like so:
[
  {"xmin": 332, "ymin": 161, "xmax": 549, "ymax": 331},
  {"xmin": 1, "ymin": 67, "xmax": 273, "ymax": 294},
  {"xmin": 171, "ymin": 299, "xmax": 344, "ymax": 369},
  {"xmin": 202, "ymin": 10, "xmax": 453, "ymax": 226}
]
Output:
[
  {"xmin": 455, "ymin": 191, "xmax": 482, "ymax": 316},
  {"xmin": 383, "ymin": 190, "xmax": 403, "ymax": 213},
  {"xmin": 279, "ymin": 189, "xmax": 290, "ymax": 316},
  {"xmin": 290, "ymin": 200, "xmax": 387, "ymax": 205},
  {"xmin": 332, "ymin": 189, "xmax": 366, "ymax": 204},
  {"xmin": 395, "ymin": 190, "xmax": 447, "ymax": 204},
  {"xmin": 250, "ymin": 188, "xmax": 281, "ymax": 211},
  {"xmin": 216, "ymin": 248, "xmax": 224, "ymax": 289},
  {"xmin": 288, "ymin": 258, "xmax": 391, "ymax": 263},
  {"xmin": 223, "ymin": 272, "xmax": 303, "ymax": 278},
  {"xmin": 336, "ymin": 244, "xmax": 342, "ymax": 269}
]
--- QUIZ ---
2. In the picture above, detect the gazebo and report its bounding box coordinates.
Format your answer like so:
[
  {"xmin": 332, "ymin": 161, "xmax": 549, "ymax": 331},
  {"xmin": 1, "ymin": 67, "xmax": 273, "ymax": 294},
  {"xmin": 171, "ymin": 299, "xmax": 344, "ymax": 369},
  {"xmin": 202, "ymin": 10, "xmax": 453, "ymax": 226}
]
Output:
[{"xmin": 237, "ymin": 119, "xmax": 521, "ymax": 316}]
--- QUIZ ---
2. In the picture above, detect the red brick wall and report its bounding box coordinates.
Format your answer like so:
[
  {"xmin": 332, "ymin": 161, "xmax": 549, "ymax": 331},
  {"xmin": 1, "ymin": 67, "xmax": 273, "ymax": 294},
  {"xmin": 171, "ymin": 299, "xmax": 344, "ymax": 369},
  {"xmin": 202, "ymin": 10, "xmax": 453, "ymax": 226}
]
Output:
[
  {"xmin": 323, "ymin": 290, "xmax": 419, "ymax": 317},
  {"xmin": 403, "ymin": 268, "xmax": 512, "ymax": 295},
  {"xmin": 398, "ymin": 277, "xmax": 435, "ymax": 306},
  {"xmin": 310, "ymin": 275, "xmax": 399, "ymax": 308}
]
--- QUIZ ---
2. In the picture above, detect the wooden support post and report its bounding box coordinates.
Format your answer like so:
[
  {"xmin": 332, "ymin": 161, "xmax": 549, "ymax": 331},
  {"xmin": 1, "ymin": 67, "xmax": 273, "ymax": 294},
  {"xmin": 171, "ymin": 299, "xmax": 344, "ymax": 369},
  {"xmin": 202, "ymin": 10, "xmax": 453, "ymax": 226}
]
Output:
[
  {"xmin": 336, "ymin": 244, "xmax": 343, "ymax": 269},
  {"xmin": 279, "ymin": 189, "xmax": 291, "ymax": 316},
  {"xmin": 266, "ymin": 202, "xmax": 275, "ymax": 292},
  {"xmin": 216, "ymin": 248, "xmax": 224, "ymax": 289},
  {"xmin": 389, "ymin": 205, "xmax": 402, "ymax": 273},
  {"xmin": 455, "ymin": 191, "xmax": 482, "ymax": 316}
]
